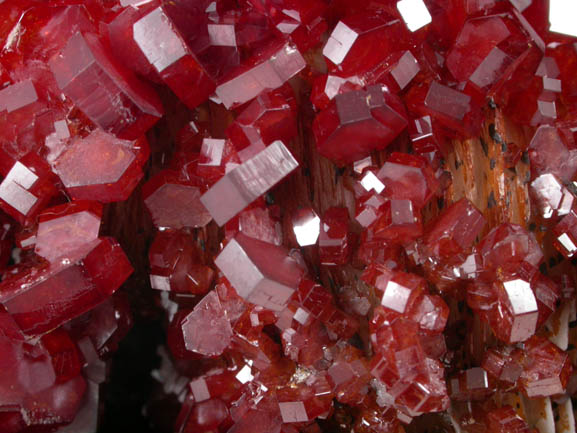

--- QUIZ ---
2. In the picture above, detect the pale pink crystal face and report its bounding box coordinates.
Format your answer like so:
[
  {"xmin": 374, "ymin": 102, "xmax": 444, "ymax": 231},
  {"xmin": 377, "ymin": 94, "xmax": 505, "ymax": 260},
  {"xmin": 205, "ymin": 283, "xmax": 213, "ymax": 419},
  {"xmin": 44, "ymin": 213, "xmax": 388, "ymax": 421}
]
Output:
[
  {"xmin": 181, "ymin": 291, "xmax": 232, "ymax": 357},
  {"xmin": 201, "ymin": 140, "xmax": 298, "ymax": 226},
  {"xmin": 530, "ymin": 173, "xmax": 575, "ymax": 220},
  {"xmin": 52, "ymin": 129, "xmax": 145, "ymax": 202},
  {"xmin": 35, "ymin": 201, "xmax": 102, "ymax": 263},
  {"xmin": 145, "ymin": 182, "xmax": 212, "ymax": 229},
  {"xmin": 215, "ymin": 42, "xmax": 305, "ymax": 109}
]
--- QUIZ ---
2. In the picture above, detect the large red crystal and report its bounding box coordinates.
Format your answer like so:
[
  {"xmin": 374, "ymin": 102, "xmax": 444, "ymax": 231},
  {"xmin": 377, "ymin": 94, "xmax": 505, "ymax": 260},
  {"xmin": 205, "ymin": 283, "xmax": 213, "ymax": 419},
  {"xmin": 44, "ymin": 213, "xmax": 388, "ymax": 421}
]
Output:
[
  {"xmin": 52, "ymin": 129, "xmax": 148, "ymax": 202},
  {"xmin": 0, "ymin": 238, "xmax": 132, "ymax": 336},
  {"xmin": 313, "ymin": 86, "xmax": 408, "ymax": 165},
  {"xmin": 49, "ymin": 32, "xmax": 163, "ymax": 139}
]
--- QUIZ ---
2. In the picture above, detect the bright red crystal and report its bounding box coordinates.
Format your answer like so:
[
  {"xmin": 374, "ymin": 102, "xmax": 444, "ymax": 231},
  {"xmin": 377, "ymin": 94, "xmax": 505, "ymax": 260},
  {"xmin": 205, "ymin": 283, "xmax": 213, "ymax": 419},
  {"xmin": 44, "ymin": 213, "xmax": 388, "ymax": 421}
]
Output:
[
  {"xmin": 528, "ymin": 124, "xmax": 577, "ymax": 183},
  {"xmin": 0, "ymin": 238, "xmax": 132, "ymax": 336},
  {"xmin": 407, "ymin": 80, "xmax": 484, "ymax": 138},
  {"xmin": 319, "ymin": 207, "xmax": 351, "ymax": 266},
  {"xmin": 552, "ymin": 207, "xmax": 577, "ymax": 258},
  {"xmin": 322, "ymin": 12, "xmax": 407, "ymax": 77},
  {"xmin": 2, "ymin": 0, "xmax": 577, "ymax": 431},
  {"xmin": 196, "ymin": 138, "xmax": 240, "ymax": 181},
  {"xmin": 423, "ymin": 198, "xmax": 486, "ymax": 259},
  {"xmin": 0, "ymin": 313, "xmax": 86, "ymax": 433},
  {"xmin": 477, "ymin": 223, "xmax": 543, "ymax": 274},
  {"xmin": 376, "ymin": 153, "xmax": 438, "ymax": 209},
  {"xmin": 216, "ymin": 233, "xmax": 304, "ymax": 311},
  {"xmin": 226, "ymin": 85, "xmax": 297, "ymax": 155},
  {"xmin": 520, "ymin": 335, "xmax": 573, "ymax": 398},
  {"xmin": 368, "ymin": 199, "xmax": 422, "ymax": 243},
  {"xmin": 446, "ymin": 14, "xmax": 532, "ymax": 93},
  {"xmin": 149, "ymin": 229, "xmax": 214, "ymax": 295},
  {"xmin": 530, "ymin": 173, "xmax": 575, "ymax": 221},
  {"xmin": 49, "ymin": 32, "xmax": 163, "ymax": 140},
  {"xmin": 313, "ymin": 85, "xmax": 408, "ymax": 165},
  {"xmin": 132, "ymin": 6, "xmax": 216, "ymax": 109}
]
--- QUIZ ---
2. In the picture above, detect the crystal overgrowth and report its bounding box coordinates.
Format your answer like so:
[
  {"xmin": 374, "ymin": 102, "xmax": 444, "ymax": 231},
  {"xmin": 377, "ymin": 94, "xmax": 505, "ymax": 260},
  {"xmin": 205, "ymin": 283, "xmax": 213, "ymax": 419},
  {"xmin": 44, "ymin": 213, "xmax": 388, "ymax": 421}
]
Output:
[{"xmin": 0, "ymin": 0, "xmax": 577, "ymax": 432}]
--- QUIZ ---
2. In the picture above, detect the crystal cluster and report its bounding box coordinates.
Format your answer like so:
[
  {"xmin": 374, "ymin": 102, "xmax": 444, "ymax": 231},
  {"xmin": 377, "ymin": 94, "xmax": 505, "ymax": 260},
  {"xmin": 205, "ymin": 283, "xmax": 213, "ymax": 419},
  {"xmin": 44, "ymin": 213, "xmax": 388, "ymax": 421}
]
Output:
[{"xmin": 0, "ymin": 0, "xmax": 576, "ymax": 433}]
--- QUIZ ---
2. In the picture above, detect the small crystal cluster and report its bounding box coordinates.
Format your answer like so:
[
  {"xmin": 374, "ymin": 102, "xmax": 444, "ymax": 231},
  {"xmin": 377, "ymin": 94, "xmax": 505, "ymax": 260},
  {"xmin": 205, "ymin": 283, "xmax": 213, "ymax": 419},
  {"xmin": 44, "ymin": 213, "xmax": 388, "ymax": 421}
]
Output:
[{"xmin": 0, "ymin": 0, "xmax": 576, "ymax": 432}]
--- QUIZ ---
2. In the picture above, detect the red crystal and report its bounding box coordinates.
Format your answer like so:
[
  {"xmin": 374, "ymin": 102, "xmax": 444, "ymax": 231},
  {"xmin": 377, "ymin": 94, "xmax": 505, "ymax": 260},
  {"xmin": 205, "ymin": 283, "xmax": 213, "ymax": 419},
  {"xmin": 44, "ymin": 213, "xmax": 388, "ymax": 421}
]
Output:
[
  {"xmin": 215, "ymin": 233, "xmax": 304, "ymax": 311},
  {"xmin": 0, "ymin": 151, "xmax": 58, "ymax": 224},
  {"xmin": 132, "ymin": 6, "xmax": 216, "ymax": 109},
  {"xmin": 313, "ymin": 86, "xmax": 408, "ymax": 165},
  {"xmin": 181, "ymin": 291, "xmax": 233, "ymax": 357},
  {"xmin": 487, "ymin": 406, "xmax": 532, "ymax": 433},
  {"xmin": 49, "ymin": 32, "xmax": 163, "ymax": 139},
  {"xmin": 376, "ymin": 153, "xmax": 439, "ymax": 209},
  {"xmin": 52, "ymin": 129, "xmax": 148, "ymax": 202},
  {"xmin": 226, "ymin": 85, "xmax": 297, "ymax": 154},
  {"xmin": 214, "ymin": 40, "xmax": 305, "ymax": 109},
  {"xmin": 201, "ymin": 140, "xmax": 298, "ymax": 226},
  {"xmin": 0, "ymin": 238, "xmax": 132, "ymax": 336},
  {"xmin": 143, "ymin": 170, "xmax": 212, "ymax": 229},
  {"xmin": 520, "ymin": 335, "xmax": 573, "ymax": 398},
  {"xmin": 322, "ymin": 12, "xmax": 408, "ymax": 77},
  {"xmin": 149, "ymin": 229, "xmax": 214, "ymax": 295},
  {"xmin": 319, "ymin": 207, "xmax": 351, "ymax": 266},
  {"xmin": 35, "ymin": 201, "xmax": 103, "ymax": 263},
  {"xmin": 0, "ymin": 313, "xmax": 86, "ymax": 432},
  {"xmin": 424, "ymin": 198, "xmax": 486, "ymax": 259}
]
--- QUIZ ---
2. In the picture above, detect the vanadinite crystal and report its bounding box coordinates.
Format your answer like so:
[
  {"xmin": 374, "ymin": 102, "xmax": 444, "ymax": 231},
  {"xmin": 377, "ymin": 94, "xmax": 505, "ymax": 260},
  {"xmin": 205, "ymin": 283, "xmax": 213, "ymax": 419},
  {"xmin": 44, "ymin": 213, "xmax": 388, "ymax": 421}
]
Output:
[{"xmin": 1, "ymin": 0, "xmax": 577, "ymax": 432}]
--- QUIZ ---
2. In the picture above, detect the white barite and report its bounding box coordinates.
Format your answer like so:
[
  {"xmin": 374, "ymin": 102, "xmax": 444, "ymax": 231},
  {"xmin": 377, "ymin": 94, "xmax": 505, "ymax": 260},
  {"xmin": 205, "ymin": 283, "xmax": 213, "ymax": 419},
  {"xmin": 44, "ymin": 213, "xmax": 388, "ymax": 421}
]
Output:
[
  {"xmin": 397, "ymin": 0, "xmax": 432, "ymax": 32},
  {"xmin": 201, "ymin": 140, "xmax": 298, "ymax": 226},
  {"xmin": 549, "ymin": 0, "xmax": 577, "ymax": 37}
]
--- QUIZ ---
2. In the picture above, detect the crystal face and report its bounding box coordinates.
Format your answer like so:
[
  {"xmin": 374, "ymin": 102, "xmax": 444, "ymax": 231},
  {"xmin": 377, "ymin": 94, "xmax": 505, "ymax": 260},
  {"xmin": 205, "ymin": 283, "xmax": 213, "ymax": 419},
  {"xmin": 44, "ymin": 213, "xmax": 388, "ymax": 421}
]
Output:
[
  {"xmin": 215, "ymin": 233, "xmax": 304, "ymax": 311},
  {"xmin": 214, "ymin": 41, "xmax": 305, "ymax": 109},
  {"xmin": 313, "ymin": 86, "xmax": 408, "ymax": 165},
  {"xmin": 0, "ymin": 238, "xmax": 132, "ymax": 336},
  {"xmin": 132, "ymin": 6, "xmax": 216, "ymax": 109},
  {"xmin": 396, "ymin": 0, "xmax": 432, "ymax": 32},
  {"xmin": 201, "ymin": 140, "xmax": 298, "ymax": 226},
  {"xmin": 52, "ymin": 129, "xmax": 146, "ymax": 202},
  {"xmin": 49, "ymin": 32, "xmax": 163, "ymax": 140}
]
